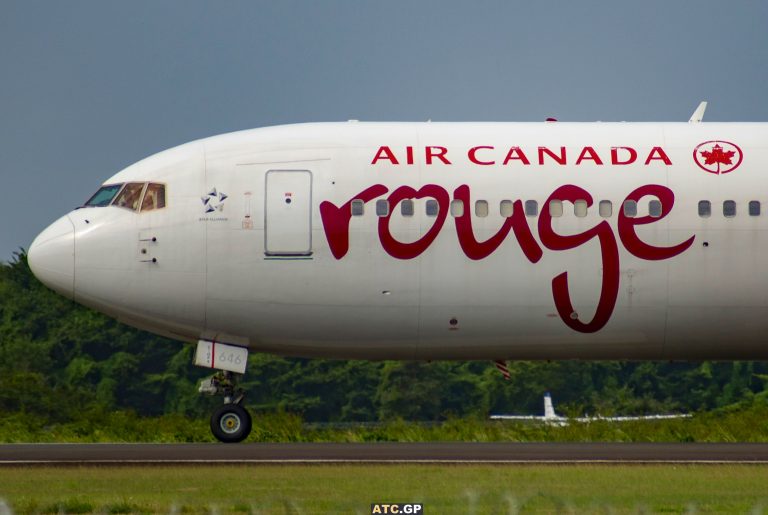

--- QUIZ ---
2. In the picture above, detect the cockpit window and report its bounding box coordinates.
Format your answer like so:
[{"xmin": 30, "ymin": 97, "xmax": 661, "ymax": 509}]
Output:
[
  {"xmin": 84, "ymin": 184, "xmax": 123, "ymax": 207},
  {"xmin": 113, "ymin": 182, "xmax": 146, "ymax": 211},
  {"xmin": 141, "ymin": 183, "xmax": 166, "ymax": 212}
]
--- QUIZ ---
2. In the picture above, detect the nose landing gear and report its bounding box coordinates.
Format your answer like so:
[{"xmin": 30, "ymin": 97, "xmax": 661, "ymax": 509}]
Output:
[{"xmin": 199, "ymin": 370, "xmax": 253, "ymax": 443}]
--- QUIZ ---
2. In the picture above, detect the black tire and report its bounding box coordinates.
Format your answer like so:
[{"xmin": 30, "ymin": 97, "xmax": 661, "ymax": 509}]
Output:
[{"xmin": 210, "ymin": 404, "xmax": 252, "ymax": 443}]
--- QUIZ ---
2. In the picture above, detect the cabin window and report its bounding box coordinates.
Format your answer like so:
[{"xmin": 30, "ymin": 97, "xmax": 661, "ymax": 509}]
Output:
[
  {"xmin": 623, "ymin": 200, "xmax": 637, "ymax": 218},
  {"xmin": 350, "ymin": 199, "xmax": 364, "ymax": 216},
  {"xmin": 649, "ymin": 200, "xmax": 662, "ymax": 218},
  {"xmin": 450, "ymin": 199, "xmax": 464, "ymax": 217},
  {"xmin": 113, "ymin": 182, "xmax": 146, "ymax": 212},
  {"xmin": 141, "ymin": 183, "xmax": 166, "ymax": 212},
  {"xmin": 698, "ymin": 200, "xmax": 711, "ymax": 218},
  {"xmin": 500, "ymin": 200, "xmax": 513, "ymax": 218},
  {"xmin": 723, "ymin": 200, "xmax": 736, "ymax": 218},
  {"xmin": 599, "ymin": 200, "xmax": 612, "ymax": 218},
  {"xmin": 475, "ymin": 200, "xmax": 489, "ymax": 217},
  {"xmin": 426, "ymin": 199, "xmax": 438, "ymax": 217},
  {"xmin": 401, "ymin": 199, "xmax": 414, "ymax": 216},
  {"xmin": 749, "ymin": 200, "xmax": 761, "ymax": 216},
  {"xmin": 574, "ymin": 199, "xmax": 588, "ymax": 218},
  {"xmin": 525, "ymin": 200, "xmax": 538, "ymax": 217},
  {"xmin": 376, "ymin": 199, "xmax": 389, "ymax": 217},
  {"xmin": 549, "ymin": 200, "xmax": 563, "ymax": 217},
  {"xmin": 85, "ymin": 184, "xmax": 123, "ymax": 207}
]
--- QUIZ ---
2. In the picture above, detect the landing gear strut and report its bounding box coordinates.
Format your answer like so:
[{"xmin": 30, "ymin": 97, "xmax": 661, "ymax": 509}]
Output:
[{"xmin": 199, "ymin": 371, "xmax": 253, "ymax": 443}]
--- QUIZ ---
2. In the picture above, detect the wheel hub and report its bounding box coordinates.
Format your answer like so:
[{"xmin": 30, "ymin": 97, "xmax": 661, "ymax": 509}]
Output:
[{"xmin": 220, "ymin": 413, "xmax": 241, "ymax": 434}]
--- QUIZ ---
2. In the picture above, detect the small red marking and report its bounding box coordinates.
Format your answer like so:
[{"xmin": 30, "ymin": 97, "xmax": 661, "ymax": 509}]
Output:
[
  {"xmin": 494, "ymin": 360, "xmax": 510, "ymax": 380},
  {"xmin": 211, "ymin": 340, "xmax": 216, "ymax": 368}
]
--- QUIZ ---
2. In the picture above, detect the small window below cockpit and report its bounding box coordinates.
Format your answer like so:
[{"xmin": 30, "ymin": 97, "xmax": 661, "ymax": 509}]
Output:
[
  {"xmin": 113, "ymin": 183, "xmax": 146, "ymax": 211},
  {"xmin": 141, "ymin": 183, "xmax": 166, "ymax": 212},
  {"xmin": 84, "ymin": 184, "xmax": 123, "ymax": 207}
]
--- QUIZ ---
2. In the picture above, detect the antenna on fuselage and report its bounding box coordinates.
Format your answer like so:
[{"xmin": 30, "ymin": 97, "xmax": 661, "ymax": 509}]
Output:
[{"xmin": 689, "ymin": 101, "xmax": 708, "ymax": 123}]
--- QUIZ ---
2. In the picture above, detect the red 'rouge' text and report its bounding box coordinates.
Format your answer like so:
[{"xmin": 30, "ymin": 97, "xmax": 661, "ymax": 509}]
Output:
[{"xmin": 319, "ymin": 184, "xmax": 694, "ymax": 333}]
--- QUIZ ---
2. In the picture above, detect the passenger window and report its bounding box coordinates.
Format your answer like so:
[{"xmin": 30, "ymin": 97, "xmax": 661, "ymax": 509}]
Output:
[
  {"xmin": 749, "ymin": 201, "xmax": 761, "ymax": 216},
  {"xmin": 113, "ymin": 183, "xmax": 146, "ymax": 211},
  {"xmin": 525, "ymin": 200, "xmax": 538, "ymax": 217},
  {"xmin": 698, "ymin": 200, "xmax": 711, "ymax": 218},
  {"xmin": 574, "ymin": 200, "xmax": 587, "ymax": 218},
  {"xmin": 376, "ymin": 199, "xmax": 389, "ymax": 217},
  {"xmin": 475, "ymin": 200, "xmax": 489, "ymax": 217},
  {"xmin": 623, "ymin": 200, "xmax": 637, "ymax": 218},
  {"xmin": 85, "ymin": 184, "xmax": 123, "ymax": 207},
  {"xmin": 723, "ymin": 200, "xmax": 736, "ymax": 218},
  {"xmin": 649, "ymin": 200, "xmax": 662, "ymax": 218},
  {"xmin": 425, "ymin": 199, "xmax": 439, "ymax": 217},
  {"xmin": 599, "ymin": 200, "xmax": 612, "ymax": 218},
  {"xmin": 549, "ymin": 200, "xmax": 563, "ymax": 217},
  {"xmin": 350, "ymin": 199, "xmax": 364, "ymax": 216},
  {"xmin": 141, "ymin": 183, "xmax": 166, "ymax": 212},
  {"xmin": 401, "ymin": 199, "xmax": 414, "ymax": 216},
  {"xmin": 450, "ymin": 199, "xmax": 464, "ymax": 217},
  {"xmin": 500, "ymin": 200, "xmax": 513, "ymax": 218}
]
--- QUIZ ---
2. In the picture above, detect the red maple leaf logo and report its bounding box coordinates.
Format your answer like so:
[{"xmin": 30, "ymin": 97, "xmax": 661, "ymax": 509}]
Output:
[
  {"xmin": 700, "ymin": 144, "xmax": 735, "ymax": 173},
  {"xmin": 693, "ymin": 140, "xmax": 743, "ymax": 175}
]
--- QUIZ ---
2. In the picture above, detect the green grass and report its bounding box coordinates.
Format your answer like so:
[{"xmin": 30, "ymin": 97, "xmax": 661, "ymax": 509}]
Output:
[
  {"xmin": 0, "ymin": 465, "xmax": 765, "ymax": 514},
  {"xmin": 1, "ymin": 403, "xmax": 768, "ymax": 443}
]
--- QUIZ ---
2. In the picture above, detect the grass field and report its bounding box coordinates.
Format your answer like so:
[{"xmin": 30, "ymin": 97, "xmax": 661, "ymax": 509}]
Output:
[{"xmin": 0, "ymin": 465, "xmax": 766, "ymax": 514}]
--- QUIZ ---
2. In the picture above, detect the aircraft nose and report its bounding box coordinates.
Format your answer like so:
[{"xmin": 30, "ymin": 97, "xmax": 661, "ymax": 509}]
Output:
[{"xmin": 28, "ymin": 214, "xmax": 75, "ymax": 299}]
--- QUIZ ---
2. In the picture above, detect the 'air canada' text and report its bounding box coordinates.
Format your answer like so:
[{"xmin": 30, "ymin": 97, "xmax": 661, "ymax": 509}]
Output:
[{"xmin": 370, "ymin": 145, "xmax": 673, "ymax": 166}]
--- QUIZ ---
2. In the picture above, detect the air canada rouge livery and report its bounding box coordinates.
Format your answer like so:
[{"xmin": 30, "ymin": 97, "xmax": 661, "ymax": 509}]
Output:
[{"xmin": 27, "ymin": 103, "xmax": 768, "ymax": 441}]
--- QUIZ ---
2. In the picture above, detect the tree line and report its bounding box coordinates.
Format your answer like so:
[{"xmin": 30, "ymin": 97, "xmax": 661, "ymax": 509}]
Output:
[{"xmin": 1, "ymin": 251, "xmax": 765, "ymax": 425}]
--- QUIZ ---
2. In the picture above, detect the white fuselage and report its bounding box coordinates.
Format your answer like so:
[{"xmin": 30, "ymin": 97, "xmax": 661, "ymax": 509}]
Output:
[{"xmin": 28, "ymin": 122, "xmax": 768, "ymax": 360}]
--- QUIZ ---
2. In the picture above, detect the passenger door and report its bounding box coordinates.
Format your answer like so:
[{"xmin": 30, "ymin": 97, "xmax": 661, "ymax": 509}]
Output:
[{"xmin": 264, "ymin": 170, "xmax": 312, "ymax": 256}]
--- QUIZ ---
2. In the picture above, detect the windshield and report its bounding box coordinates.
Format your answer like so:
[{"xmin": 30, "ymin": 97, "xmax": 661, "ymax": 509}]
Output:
[
  {"xmin": 84, "ymin": 184, "xmax": 123, "ymax": 207},
  {"xmin": 141, "ymin": 183, "xmax": 166, "ymax": 211},
  {"xmin": 113, "ymin": 182, "xmax": 146, "ymax": 211}
]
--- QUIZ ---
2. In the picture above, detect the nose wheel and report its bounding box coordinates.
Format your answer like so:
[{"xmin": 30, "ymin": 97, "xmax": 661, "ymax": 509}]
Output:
[
  {"xmin": 211, "ymin": 404, "xmax": 252, "ymax": 443},
  {"xmin": 200, "ymin": 371, "xmax": 253, "ymax": 443}
]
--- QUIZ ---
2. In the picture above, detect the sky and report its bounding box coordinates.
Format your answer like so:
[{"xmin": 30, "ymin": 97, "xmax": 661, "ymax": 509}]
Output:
[{"xmin": 2, "ymin": 0, "xmax": 768, "ymax": 261}]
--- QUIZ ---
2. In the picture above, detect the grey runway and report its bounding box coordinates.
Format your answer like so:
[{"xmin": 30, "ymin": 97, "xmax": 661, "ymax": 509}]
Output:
[{"xmin": 1, "ymin": 443, "xmax": 767, "ymax": 464}]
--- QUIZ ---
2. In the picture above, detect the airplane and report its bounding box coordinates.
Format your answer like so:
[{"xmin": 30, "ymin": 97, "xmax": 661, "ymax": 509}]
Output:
[
  {"xmin": 490, "ymin": 392, "xmax": 691, "ymax": 425},
  {"xmin": 27, "ymin": 102, "xmax": 768, "ymax": 442}
]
